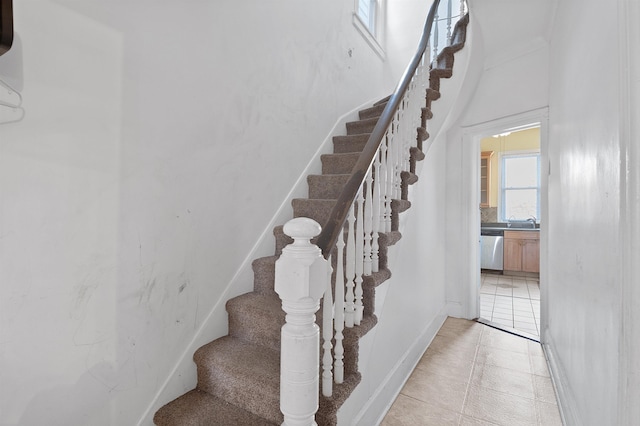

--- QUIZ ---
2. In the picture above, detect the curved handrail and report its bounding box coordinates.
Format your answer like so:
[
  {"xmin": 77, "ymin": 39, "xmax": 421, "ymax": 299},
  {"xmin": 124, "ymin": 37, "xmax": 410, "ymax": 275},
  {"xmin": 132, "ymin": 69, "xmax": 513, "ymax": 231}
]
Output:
[{"xmin": 316, "ymin": 0, "xmax": 443, "ymax": 258}]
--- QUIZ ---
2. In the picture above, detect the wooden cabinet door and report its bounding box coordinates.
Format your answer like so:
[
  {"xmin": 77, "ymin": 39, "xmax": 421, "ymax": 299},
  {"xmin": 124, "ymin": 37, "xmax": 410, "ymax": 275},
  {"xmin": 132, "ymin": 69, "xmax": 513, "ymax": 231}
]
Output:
[
  {"xmin": 503, "ymin": 238, "xmax": 522, "ymax": 271},
  {"xmin": 522, "ymin": 239, "xmax": 540, "ymax": 273}
]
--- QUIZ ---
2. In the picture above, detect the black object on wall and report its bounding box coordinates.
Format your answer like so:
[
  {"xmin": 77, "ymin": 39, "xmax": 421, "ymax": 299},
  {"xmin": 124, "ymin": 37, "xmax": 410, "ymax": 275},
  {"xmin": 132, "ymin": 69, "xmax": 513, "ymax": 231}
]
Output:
[{"xmin": 0, "ymin": 0, "xmax": 13, "ymax": 57}]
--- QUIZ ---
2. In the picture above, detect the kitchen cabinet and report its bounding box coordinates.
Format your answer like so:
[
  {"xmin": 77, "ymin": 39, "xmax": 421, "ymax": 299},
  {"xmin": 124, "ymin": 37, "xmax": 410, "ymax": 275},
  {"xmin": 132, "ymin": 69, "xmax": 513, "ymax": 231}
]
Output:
[
  {"xmin": 504, "ymin": 230, "xmax": 539, "ymax": 273},
  {"xmin": 480, "ymin": 151, "xmax": 493, "ymax": 208}
]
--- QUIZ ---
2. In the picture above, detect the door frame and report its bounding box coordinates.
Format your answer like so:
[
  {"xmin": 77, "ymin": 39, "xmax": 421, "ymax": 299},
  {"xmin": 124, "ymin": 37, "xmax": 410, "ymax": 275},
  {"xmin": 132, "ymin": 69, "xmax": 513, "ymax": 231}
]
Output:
[{"xmin": 461, "ymin": 107, "xmax": 549, "ymax": 336}]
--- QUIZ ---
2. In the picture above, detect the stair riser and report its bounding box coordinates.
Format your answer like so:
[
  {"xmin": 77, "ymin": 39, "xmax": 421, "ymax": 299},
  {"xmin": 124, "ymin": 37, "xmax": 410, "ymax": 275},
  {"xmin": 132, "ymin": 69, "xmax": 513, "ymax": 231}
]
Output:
[
  {"xmin": 308, "ymin": 174, "xmax": 350, "ymax": 199},
  {"xmin": 358, "ymin": 102, "xmax": 386, "ymax": 120},
  {"xmin": 252, "ymin": 257, "xmax": 277, "ymax": 295},
  {"xmin": 321, "ymin": 154, "xmax": 359, "ymax": 175},
  {"xmin": 332, "ymin": 135, "xmax": 369, "ymax": 154},
  {"xmin": 346, "ymin": 118, "xmax": 378, "ymax": 135},
  {"xmin": 227, "ymin": 304, "xmax": 284, "ymax": 351},
  {"xmin": 197, "ymin": 369, "xmax": 281, "ymax": 424}
]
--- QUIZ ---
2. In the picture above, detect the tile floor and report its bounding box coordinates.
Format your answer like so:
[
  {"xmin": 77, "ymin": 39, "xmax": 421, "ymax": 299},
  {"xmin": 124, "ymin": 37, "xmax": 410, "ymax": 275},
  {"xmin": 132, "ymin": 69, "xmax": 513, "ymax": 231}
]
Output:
[
  {"xmin": 479, "ymin": 273, "xmax": 540, "ymax": 337},
  {"xmin": 382, "ymin": 317, "xmax": 562, "ymax": 426}
]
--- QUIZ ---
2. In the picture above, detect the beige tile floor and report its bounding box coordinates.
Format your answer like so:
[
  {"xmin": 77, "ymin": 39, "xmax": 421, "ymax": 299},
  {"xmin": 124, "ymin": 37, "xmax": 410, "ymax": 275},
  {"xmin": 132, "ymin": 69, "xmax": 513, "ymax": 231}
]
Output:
[
  {"xmin": 480, "ymin": 273, "xmax": 540, "ymax": 337},
  {"xmin": 381, "ymin": 317, "xmax": 562, "ymax": 426}
]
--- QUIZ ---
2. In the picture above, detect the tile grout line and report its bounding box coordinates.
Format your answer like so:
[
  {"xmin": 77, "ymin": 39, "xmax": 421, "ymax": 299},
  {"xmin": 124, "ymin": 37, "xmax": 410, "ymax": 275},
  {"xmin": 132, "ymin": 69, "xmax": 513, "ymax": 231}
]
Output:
[{"xmin": 457, "ymin": 326, "xmax": 484, "ymax": 426}]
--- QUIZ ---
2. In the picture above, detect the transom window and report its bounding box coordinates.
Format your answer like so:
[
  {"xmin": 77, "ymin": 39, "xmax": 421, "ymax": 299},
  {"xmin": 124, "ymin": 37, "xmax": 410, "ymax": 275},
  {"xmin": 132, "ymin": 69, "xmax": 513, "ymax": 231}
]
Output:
[{"xmin": 500, "ymin": 153, "xmax": 540, "ymax": 221}]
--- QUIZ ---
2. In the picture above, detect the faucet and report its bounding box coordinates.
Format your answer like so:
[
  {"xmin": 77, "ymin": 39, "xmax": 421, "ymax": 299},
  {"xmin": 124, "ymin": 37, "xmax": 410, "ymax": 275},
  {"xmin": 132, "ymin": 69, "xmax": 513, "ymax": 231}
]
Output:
[{"xmin": 527, "ymin": 216, "xmax": 537, "ymax": 228}]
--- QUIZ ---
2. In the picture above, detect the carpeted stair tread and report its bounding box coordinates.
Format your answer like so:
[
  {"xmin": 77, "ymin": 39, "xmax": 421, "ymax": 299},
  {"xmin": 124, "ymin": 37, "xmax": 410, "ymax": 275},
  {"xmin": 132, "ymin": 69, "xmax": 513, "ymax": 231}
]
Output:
[
  {"xmin": 308, "ymin": 174, "xmax": 351, "ymax": 199},
  {"xmin": 451, "ymin": 13, "xmax": 469, "ymax": 46},
  {"xmin": 431, "ymin": 67, "xmax": 453, "ymax": 79},
  {"xmin": 359, "ymin": 102, "xmax": 387, "ymax": 120},
  {"xmin": 333, "ymin": 134, "xmax": 371, "ymax": 154},
  {"xmin": 154, "ymin": 389, "xmax": 277, "ymax": 426},
  {"xmin": 227, "ymin": 292, "xmax": 284, "ymax": 351},
  {"xmin": 346, "ymin": 116, "xmax": 379, "ymax": 135},
  {"xmin": 417, "ymin": 126, "xmax": 429, "ymax": 142},
  {"xmin": 380, "ymin": 230, "xmax": 402, "ymax": 247},
  {"xmin": 426, "ymin": 87, "xmax": 441, "ymax": 102},
  {"xmin": 194, "ymin": 336, "xmax": 282, "ymax": 423},
  {"xmin": 317, "ymin": 373, "xmax": 362, "ymax": 426},
  {"xmin": 321, "ymin": 152, "xmax": 361, "ymax": 174},
  {"xmin": 410, "ymin": 147, "xmax": 426, "ymax": 162}
]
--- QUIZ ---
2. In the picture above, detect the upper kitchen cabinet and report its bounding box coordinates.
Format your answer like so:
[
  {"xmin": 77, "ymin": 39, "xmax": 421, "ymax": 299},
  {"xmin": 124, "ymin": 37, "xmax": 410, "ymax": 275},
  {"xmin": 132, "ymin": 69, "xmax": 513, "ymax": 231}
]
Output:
[{"xmin": 480, "ymin": 151, "xmax": 493, "ymax": 208}]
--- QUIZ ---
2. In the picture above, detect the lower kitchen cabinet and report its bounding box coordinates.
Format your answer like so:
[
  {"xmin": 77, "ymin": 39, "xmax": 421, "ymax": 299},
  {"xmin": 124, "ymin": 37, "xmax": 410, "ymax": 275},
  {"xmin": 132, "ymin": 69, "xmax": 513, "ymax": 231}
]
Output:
[{"xmin": 504, "ymin": 230, "xmax": 540, "ymax": 274}]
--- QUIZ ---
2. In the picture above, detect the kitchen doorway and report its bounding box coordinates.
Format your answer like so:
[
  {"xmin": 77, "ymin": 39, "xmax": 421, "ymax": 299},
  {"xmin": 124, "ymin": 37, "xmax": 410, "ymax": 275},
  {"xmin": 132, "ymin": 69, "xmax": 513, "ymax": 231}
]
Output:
[
  {"xmin": 462, "ymin": 108, "xmax": 549, "ymax": 342},
  {"xmin": 479, "ymin": 127, "xmax": 541, "ymax": 340}
]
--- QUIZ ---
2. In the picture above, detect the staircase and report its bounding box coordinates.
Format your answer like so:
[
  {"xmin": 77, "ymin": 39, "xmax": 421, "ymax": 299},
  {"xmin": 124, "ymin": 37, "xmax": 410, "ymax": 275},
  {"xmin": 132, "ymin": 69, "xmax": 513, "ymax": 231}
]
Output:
[{"xmin": 154, "ymin": 12, "xmax": 469, "ymax": 426}]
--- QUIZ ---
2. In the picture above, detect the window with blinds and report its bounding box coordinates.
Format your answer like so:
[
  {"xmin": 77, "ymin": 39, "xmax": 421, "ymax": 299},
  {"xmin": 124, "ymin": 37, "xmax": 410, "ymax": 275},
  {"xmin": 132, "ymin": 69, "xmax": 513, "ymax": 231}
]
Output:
[{"xmin": 357, "ymin": 0, "xmax": 377, "ymax": 35}]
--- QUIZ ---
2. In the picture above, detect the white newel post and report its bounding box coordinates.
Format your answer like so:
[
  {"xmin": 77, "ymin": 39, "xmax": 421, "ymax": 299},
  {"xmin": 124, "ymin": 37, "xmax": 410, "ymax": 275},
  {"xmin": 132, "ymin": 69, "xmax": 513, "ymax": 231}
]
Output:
[{"xmin": 275, "ymin": 218, "xmax": 330, "ymax": 426}]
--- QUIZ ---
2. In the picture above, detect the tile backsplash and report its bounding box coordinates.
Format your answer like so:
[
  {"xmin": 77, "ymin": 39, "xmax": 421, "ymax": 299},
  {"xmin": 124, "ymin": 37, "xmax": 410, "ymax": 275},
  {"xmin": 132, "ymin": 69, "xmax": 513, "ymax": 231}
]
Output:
[{"xmin": 481, "ymin": 207, "xmax": 497, "ymax": 223}]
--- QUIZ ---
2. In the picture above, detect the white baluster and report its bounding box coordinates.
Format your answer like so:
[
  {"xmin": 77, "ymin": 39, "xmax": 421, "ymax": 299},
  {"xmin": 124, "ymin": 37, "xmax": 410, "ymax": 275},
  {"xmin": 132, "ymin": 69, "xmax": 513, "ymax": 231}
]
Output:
[
  {"xmin": 345, "ymin": 203, "xmax": 356, "ymax": 328},
  {"xmin": 386, "ymin": 126, "xmax": 395, "ymax": 232},
  {"xmin": 393, "ymin": 113, "xmax": 402, "ymax": 200},
  {"xmin": 432, "ymin": 11, "xmax": 439, "ymax": 67},
  {"xmin": 322, "ymin": 256, "xmax": 333, "ymax": 398},
  {"xmin": 447, "ymin": 0, "xmax": 453, "ymax": 45},
  {"xmin": 364, "ymin": 174, "xmax": 373, "ymax": 276},
  {"xmin": 275, "ymin": 218, "xmax": 330, "ymax": 426},
  {"xmin": 372, "ymin": 150, "xmax": 381, "ymax": 273},
  {"xmin": 379, "ymin": 136, "xmax": 390, "ymax": 232},
  {"xmin": 333, "ymin": 231, "xmax": 345, "ymax": 384},
  {"xmin": 355, "ymin": 188, "xmax": 365, "ymax": 326}
]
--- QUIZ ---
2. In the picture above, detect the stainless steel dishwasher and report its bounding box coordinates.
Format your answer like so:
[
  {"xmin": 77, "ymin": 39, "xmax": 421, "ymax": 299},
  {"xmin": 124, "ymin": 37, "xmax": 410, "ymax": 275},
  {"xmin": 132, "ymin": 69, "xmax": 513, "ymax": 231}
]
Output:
[{"xmin": 480, "ymin": 228, "xmax": 504, "ymax": 271}]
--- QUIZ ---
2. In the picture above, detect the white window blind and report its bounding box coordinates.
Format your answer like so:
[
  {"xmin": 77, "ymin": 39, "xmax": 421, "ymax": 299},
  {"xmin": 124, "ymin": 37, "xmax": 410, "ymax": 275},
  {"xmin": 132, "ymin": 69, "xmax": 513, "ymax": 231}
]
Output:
[{"xmin": 357, "ymin": 0, "xmax": 377, "ymax": 35}]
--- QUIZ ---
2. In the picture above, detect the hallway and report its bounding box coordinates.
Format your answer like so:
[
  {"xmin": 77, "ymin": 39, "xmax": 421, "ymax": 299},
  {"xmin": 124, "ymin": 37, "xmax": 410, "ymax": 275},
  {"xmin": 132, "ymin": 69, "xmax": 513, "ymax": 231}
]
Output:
[{"xmin": 381, "ymin": 318, "xmax": 562, "ymax": 425}]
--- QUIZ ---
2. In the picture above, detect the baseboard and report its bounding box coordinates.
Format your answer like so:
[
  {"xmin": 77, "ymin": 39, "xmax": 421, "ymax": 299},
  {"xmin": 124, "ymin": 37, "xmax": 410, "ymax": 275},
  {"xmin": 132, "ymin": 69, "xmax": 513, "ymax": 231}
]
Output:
[
  {"xmin": 351, "ymin": 306, "xmax": 448, "ymax": 426},
  {"xmin": 543, "ymin": 332, "xmax": 580, "ymax": 426},
  {"xmin": 136, "ymin": 97, "xmax": 388, "ymax": 426}
]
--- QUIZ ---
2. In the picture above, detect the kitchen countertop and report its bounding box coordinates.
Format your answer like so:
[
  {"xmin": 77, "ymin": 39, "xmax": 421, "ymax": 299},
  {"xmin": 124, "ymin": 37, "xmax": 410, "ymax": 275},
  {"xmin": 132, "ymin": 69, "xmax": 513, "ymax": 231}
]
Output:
[{"xmin": 481, "ymin": 222, "xmax": 540, "ymax": 231}]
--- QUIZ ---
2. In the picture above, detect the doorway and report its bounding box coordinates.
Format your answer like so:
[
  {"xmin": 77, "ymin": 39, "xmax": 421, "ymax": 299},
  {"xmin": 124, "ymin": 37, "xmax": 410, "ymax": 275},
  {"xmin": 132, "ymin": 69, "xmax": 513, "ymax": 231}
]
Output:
[
  {"xmin": 462, "ymin": 108, "xmax": 549, "ymax": 341},
  {"xmin": 479, "ymin": 127, "xmax": 541, "ymax": 339}
]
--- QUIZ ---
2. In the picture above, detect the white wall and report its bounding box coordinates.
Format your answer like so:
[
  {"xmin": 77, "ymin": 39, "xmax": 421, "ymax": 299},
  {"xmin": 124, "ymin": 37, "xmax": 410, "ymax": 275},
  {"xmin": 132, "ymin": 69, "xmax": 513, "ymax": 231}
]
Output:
[
  {"xmin": 544, "ymin": 0, "xmax": 637, "ymax": 424},
  {"xmin": 0, "ymin": 1, "xmax": 430, "ymax": 425}
]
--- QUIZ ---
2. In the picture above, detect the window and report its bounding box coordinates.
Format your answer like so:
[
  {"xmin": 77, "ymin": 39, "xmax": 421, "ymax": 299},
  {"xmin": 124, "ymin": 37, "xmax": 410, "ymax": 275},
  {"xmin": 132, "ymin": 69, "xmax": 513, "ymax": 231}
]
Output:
[
  {"xmin": 353, "ymin": 0, "xmax": 385, "ymax": 59},
  {"xmin": 357, "ymin": 0, "xmax": 377, "ymax": 35},
  {"xmin": 500, "ymin": 153, "xmax": 540, "ymax": 221}
]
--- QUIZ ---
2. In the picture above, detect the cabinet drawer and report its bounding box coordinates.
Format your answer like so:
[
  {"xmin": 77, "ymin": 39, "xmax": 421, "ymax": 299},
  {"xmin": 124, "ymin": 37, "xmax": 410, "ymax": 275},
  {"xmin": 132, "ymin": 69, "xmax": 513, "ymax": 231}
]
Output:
[{"xmin": 504, "ymin": 230, "xmax": 539, "ymax": 240}]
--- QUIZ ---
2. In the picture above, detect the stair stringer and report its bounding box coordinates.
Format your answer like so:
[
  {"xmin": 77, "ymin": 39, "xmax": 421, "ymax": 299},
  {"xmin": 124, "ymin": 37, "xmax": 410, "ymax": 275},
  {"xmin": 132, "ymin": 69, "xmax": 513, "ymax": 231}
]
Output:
[{"xmin": 137, "ymin": 96, "xmax": 391, "ymax": 426}]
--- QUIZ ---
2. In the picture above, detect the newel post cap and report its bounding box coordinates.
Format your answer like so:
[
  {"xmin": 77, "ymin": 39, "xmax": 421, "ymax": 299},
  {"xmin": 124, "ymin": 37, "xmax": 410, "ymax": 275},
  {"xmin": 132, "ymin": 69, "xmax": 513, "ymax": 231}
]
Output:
[
  {"xmin": 275, "ymin": 218, "xmax": 327, "ymax": 302},
  {"xmin": 282, "ymin": 217, "xmax": 321, "ymax": 243}
]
